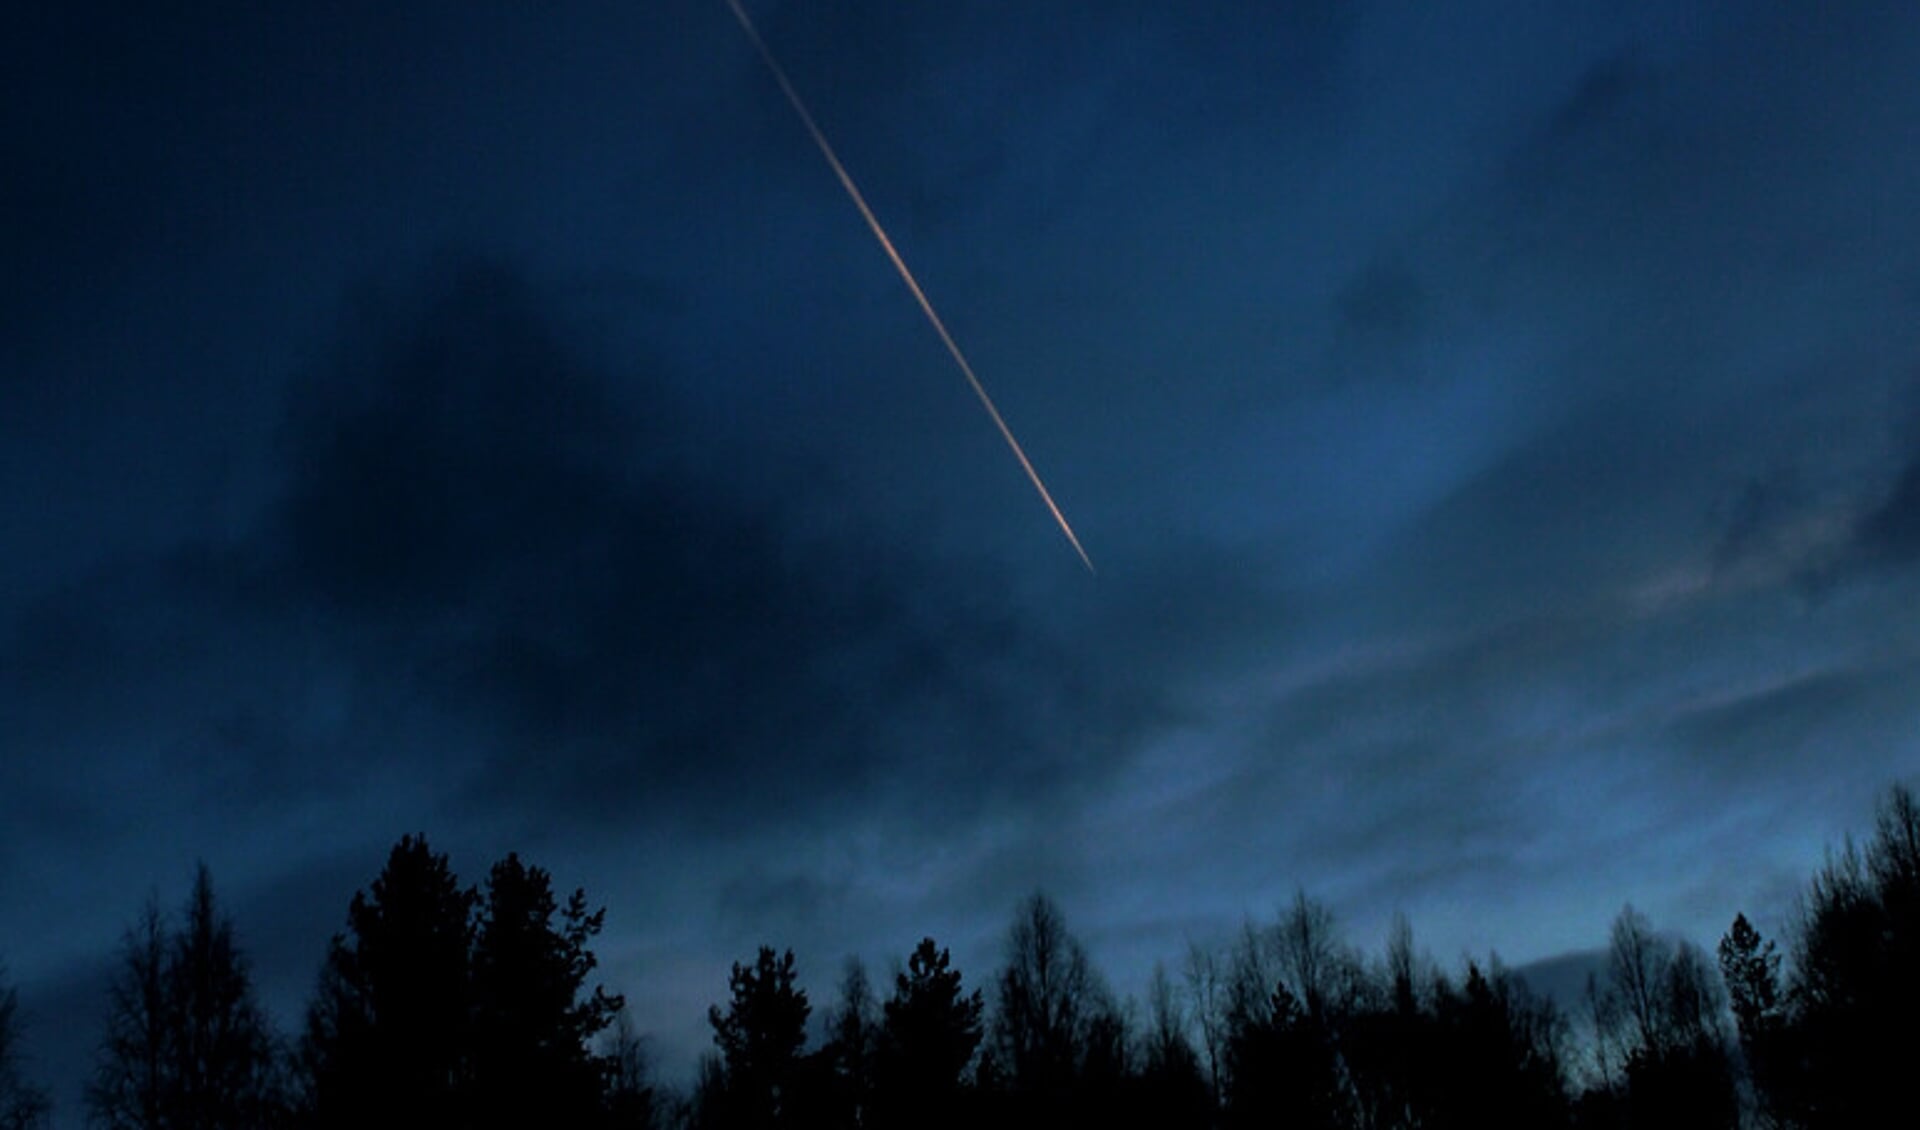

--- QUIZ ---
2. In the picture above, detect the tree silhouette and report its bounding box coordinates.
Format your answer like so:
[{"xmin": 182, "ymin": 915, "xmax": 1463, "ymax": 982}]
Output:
[
  {"xmin": 89, "ymin": 900, "xmax": 168, "ymax": 1130},
  {"xmin": 1426, "ymin": 960, "xmax": 1570, "ymax": 1129},
  {"xmin": 990, "ymin": 893, "xmax": 1101, "ymax": 1111},
  {"xmin": 602, "ymin": 1011, "xmax": 658, "ymax": 1129},
  {"xmin": 1718, "ymin": 912, "xmax": 1791, "ymax": 1124},
  {"xmin": 1342, "ymin": 915, "xmax": 1429, "ymax": 1128},
  {"xmin": 469, "ymin": 852, "xmax": 623, "ymax": 1129},
  {"xmin": 872, "ymin": 939, "xmax": 982, "ymax": 1129},
  {"xmin": 1076, "ymin": 998, "xmax": 1134, "ymax": 1127},
  {"xmin": 0, "ymin": 965, "xmax": 50, "ymax": 1130},
  {"xmin": 688, "ymin": 1052, "xmax": 729, "ymax": 1130},
  {"xmin": 1590, "ymin": 905, "xmax": 1737, "ymax": 1130},
  {"xmin": 1216, "ymin": 895, "xmax": 1354, "ymax": 1129},
  {"xmin": 1182, "ymin": 941, "xmax": 1228, "ymax": 1106},
  {"xmin": 1134, "ymin": 963, "xmax": 1210, "ymax": 1130},
  {"xmin": 47, "ymin": 779, "xmax": 1920, "ymax": 1130},
  {"xmin": 88, "ymin": 866, "xmax": 286, "ymax": 1130},
  {"xmin": 819, "ymin": 958, "xmax": 877, "ymax": 1130},
  {"xmin": 169, "ymin": 866, "xmax": 287, "ymax": 1127},
  {"xmin": 303, "ymin": 838, "xmax": 627, "ymax": 1128},
  {"xmin": 1273, "ymin": 890, "xmax": 1359, "ymax": 1027},
  {"xmin": 302, "ymin": 834, "xmax": 476, "ymax": 1126},
  {"xmin": 708, "ymin": 947, "xmax": 811, "ymax": 1129},
  {"xmin": 1223, "ymin": 979, "xmax": 1344, "ymax": 1130},
  {"xmin": 1786, "ymin": 782, "xmax": 1920, "ymax": 1127},
  {"xmin": 1717, "ymin": 914, "xmax": 1781, "ymax": 1045}
]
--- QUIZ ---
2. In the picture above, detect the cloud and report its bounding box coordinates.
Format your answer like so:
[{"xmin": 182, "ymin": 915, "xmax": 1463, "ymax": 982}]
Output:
[
  {"xmin": 1666, "ymin": 661, "xmax": 1920, "ymax": 786},
  {"xmin": 258, "ymin": 259, "xmax": 1182, "ymax": 836},
  {"xmin": 1, "ymin": 242, "xmax": 1319, "ymax": 1003},
  {"xmin": 1670, "ymin": 669, "xmax": 1875, "ymax": 762},
  {"xmin": 1510, "ymin": 948, "xmax": 1606, "ymax": 1015},
  {"xmin": 715, "ymin": 870, "xmax": 856, "ymax": 943},
  {"xmin": 1325, "ymin": 5, "xmax": 1920, "ymax": 630}
]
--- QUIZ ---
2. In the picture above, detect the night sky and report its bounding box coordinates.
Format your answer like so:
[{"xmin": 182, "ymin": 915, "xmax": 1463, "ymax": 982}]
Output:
[{"xmin": 7, "ymin": 1, "xmax": 1920, "ymax": 1116}]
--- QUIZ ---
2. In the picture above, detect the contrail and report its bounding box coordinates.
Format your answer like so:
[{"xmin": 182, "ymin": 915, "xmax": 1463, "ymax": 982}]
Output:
[{"xmin": 724, "ymin": 0, "xmax": 1095, "ymax": 573}]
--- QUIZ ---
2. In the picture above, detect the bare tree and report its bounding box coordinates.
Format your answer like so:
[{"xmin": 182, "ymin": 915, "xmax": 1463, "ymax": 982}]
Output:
[
  {"xmin": 1274, "ymin": 890, "xmax": 1353, "ymax": 1025},
  {"xmin": 89, "ymin": 899, "xmax": 175, "ymax": 1130},
  {"xmin": 1182, "ymin": 940, "xmax": 1227, "ymax": 1103},
  {"xmin": 89, "ymin": 868, "xmax": 286, "ymax": 1130},
  {"xmin": 1868, "ymin": 782, "xmax": 1920, "ymax": 895},
  {"xmin": 991, "ymin": 893, "xmax": 1102, "ymax": 1099},
  {"xmin": 1138, "ymin": 962, "xmax": 1210, "ymax": 1126},
  {"xmin": 823, "ymin": 956, "xmax": 877, "ymax": 1127},
  {"xmin": 1143, "ymin": 963, "xmax": 1187, "ymax": 1072},
  {"xmin": 1384, "ymin": 913, "xmax": 1419, "ymax": 1017},
  {"xmin": 604, "ymin": 1011, "xmax": 657, "ymax": 1129},
  {"xmin": 1224, "ymin": 919, "xmax": 1278, "ymax": 1036},
  {"xmin": 1592, "ymin": 905, "xmax": 1736, "ymax": 1128},
  {"xmin": 1783, "ymin": 782, "xmax": 1920, "ymax": 1125},
  {"xmin": 1606, "ymin": 905, "xmax": 1667, "ymax": 1057}
]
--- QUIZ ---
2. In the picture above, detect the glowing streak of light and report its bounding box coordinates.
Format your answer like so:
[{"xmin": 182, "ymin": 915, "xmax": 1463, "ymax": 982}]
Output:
[{"xmin": 724, "ymin": 0, "xmax": 1095, "ymax": 574}]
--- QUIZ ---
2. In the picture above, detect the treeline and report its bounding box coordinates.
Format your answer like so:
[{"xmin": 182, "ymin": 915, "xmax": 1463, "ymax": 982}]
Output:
[{"xmin": 1, "ymin": 784, "xmax": 1915, "ymax": 1128}]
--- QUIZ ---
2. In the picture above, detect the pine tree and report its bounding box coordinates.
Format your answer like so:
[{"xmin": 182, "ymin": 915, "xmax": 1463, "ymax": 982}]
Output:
[
  {"xmin": 1718, "ymin": 913, "xmax": 1789, "ymax": 1125},
  {"xmin": 302, "ymin": 834, "xmax": 476, "ymax": 1126},
  {"xmin": 873, "ymin": 939, "xmax": 982, "ymax": 1129},
  {"xmin": 469, "ymin": 852, "xmax": 623, "ymax": 1129},
  {"xmin": 1717, "ymin": 914, "xmax": 1782, "ymax": 1050},
  {"xmin": 708, "ymin": 947, "xmax": 810, "ymax": 1129},
  {"xmin": 304, "ymin": 838, "xmax": 627, "ymax": 1128}
]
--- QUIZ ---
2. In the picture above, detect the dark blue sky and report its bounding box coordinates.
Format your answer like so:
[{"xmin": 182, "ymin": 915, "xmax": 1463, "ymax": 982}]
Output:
[{"xmin": 6, "ymin": 0, "xmax": 1920, "ymax": 1115}]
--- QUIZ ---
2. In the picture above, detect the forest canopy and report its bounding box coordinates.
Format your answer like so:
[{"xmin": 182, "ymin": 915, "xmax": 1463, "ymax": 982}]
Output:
[{"xmin": 1, "ymin": 782, "xmax": 1914, "ymax": 1129}]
